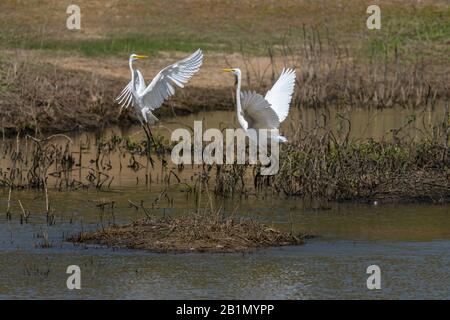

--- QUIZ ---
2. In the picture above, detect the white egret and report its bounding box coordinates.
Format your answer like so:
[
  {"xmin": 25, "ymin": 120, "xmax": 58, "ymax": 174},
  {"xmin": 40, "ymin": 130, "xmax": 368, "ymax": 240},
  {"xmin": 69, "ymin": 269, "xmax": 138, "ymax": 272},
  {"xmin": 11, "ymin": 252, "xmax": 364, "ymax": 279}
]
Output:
[
  {"xmin": 116, "ymin": 49, "xmax": 203, "ymax": 129},
  {"xmin": 115, "ymin": 49, "xmax": 202, "ymax": 165},
  {"xmin": 222, "ymin": 68, "xmax": 296, "ymax": 142}
]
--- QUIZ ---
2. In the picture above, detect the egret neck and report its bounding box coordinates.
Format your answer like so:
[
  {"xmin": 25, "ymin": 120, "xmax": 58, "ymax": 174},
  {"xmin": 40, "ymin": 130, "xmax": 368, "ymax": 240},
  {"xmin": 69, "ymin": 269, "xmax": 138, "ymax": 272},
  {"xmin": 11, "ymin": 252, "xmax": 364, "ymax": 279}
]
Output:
[
  {"xmin": 129, "ymin": 58, "xmax": 136, "ymax": 92},
  {"xmin": 235, "ymin": 73, "xmax": 248, "ymax": 130}
]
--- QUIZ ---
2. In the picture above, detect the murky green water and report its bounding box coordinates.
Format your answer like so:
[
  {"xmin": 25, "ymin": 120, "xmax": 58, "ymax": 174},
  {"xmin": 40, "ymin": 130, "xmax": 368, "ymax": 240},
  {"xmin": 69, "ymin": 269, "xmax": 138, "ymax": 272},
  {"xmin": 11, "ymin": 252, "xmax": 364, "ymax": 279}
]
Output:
[{"xmin": 0, "ymin": 107, "xmax": 449, "ymax": 299}]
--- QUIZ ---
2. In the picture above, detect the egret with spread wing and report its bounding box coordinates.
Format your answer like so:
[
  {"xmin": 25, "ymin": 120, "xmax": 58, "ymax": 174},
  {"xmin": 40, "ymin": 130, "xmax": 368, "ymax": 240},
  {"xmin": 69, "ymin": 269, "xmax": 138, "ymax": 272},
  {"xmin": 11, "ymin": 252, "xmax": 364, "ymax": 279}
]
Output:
[
  {"xmin": 222, "ymin": 68, "xmax": 296, "ymax": 142},
  {"xmin": 116, "ymin": 49, "xmax": 203, "ymax": 136}
]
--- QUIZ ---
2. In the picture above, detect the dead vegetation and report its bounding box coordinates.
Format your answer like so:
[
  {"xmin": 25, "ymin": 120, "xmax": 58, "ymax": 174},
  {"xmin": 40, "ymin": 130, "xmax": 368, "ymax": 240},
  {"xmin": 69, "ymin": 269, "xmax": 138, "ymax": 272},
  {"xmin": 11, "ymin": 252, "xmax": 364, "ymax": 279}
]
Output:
[
  {"xmin": 1, "ymin": 38, "xmax": 449, "ymax": 138},
  {"xmin": 68, "ymin": 208, "xmax": 306, "ymax": 253},
  {"xmin": 0, "ymin": 57, "xmax": 121, "ymax": 135},
  {"xmin": 0, "ymin": 131, "xmax": 172, "ymax": 190},
  {"xmin": 1, "ymin": 103, "xmax": 449, "ymax": 204},
  {"xmin": 269, "ymin": 132, "xmax": 450, "ymax": 203},
  {"xmin": 209, "ymin": 104, "xmax": 450, "ymax": 203},
  {"xmin": 234, "ymin": 30, "xmax": 449, "ymax": 110},
  {"xmin": 0, "ymin": 4, "xmax": 448, "ymax": 203}
]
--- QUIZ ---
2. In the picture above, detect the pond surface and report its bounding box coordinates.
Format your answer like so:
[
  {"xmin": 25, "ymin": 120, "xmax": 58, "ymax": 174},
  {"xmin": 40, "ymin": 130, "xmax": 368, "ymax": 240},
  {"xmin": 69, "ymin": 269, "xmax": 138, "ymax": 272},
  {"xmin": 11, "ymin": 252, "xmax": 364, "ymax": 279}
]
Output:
[
  {"xmin": 0, "ymin": 106, "xmax": 449, "ymax": 299},
  {"xmin": 92, "ymin": 103, "xmax": 446, "ymax": 142}
]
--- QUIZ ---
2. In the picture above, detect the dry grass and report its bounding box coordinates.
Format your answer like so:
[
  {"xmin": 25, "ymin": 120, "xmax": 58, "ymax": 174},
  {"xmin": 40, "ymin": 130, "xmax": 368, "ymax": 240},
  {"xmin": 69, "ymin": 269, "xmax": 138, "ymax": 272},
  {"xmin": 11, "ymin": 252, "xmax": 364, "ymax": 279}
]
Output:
[
  {"xmin": 0, "ymin": 53, "xmax": 232, "ymax": 136},
  {"xmin": 210, "ymin": 106, "xmax": 450, "ymax": 203},
  {"xmin": 1, "ymin": 39, "xmax": 448, "ymax": 136},
  {"xmin": 0, "ymin": 55, "xmax": 123, "ymax": 134},
  {"xmin": 237, "ymin": 42, "xmax": 449, "ymax": 109},
  {"xmin": 270, "ymin": 133, "xmax": 450, "ymax": 203}
]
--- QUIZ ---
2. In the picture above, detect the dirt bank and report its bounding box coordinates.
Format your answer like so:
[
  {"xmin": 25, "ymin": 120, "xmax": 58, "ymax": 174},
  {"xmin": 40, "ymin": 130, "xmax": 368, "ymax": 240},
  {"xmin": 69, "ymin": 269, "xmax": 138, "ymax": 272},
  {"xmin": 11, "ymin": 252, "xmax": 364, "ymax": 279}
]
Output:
[{"xmin": 68, "ymin": 212, "xmax": 307, "ymax": 253}]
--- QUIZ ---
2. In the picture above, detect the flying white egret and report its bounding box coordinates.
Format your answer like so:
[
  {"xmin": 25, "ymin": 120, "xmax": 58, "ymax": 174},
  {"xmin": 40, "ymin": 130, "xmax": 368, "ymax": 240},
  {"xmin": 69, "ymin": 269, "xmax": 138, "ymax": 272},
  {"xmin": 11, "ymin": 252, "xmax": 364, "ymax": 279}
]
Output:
[
  {"xmin": 222, "ymin": 68, "xmax": 296, "ymax": 143},
  {"xmin": 116, "ymin": 49, "xmax": 203, "ymax": 126}
]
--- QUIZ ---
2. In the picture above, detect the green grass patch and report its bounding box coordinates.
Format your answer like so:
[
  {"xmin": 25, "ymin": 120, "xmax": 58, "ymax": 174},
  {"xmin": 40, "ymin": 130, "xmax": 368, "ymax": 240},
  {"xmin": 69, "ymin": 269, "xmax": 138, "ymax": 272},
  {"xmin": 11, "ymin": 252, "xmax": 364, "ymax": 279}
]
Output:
[
  {"xmin": 17, "ymin": 35, "xmax": 224, "ymax": 57},
  {"xmin": 363, "ymin": 5, "xmax": 450, "ymax": 60},
  {"xmin": 9, "ymin": 32, "xmax": 290, "ymax": 57}
]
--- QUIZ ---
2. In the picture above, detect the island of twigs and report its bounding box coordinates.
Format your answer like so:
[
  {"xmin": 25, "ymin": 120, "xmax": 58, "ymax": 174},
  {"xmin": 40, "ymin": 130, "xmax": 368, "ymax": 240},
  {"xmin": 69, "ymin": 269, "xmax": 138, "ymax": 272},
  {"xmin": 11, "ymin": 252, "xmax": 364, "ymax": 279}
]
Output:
[{"xmin": 68, "ymin": 210, "xmax": 307, "ymax": 253}]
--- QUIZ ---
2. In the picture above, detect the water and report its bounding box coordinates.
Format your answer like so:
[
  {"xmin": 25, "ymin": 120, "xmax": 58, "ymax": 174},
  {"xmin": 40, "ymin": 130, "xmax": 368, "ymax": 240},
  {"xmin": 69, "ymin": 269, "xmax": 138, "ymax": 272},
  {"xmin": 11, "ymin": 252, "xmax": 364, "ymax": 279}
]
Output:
[{"xmin": 0, "ymin": 106, "xmax": 449, "ymax": 299}]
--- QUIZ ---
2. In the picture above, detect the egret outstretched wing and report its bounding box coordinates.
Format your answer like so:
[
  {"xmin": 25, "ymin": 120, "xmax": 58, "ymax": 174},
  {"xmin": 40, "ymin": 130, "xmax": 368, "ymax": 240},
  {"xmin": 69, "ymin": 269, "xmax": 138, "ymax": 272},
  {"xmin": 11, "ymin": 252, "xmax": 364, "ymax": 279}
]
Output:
[
  {"xmin": 241, "ymin": 90, "xmax": 280, "ymax": 130},
  {"xmin": 116, "ymin": 69, "xmax": 146, "ymax": 110},
  {"xmin": 264, "ymin": 68, "xmax": 296, "ymax": 123},
  {"xmin": 115, "ymin": 81, "xmax": 133, "ymax": 109},
  {"xmin": 141, "ymin": 49, "xmax": 203, "ymax": 110}
]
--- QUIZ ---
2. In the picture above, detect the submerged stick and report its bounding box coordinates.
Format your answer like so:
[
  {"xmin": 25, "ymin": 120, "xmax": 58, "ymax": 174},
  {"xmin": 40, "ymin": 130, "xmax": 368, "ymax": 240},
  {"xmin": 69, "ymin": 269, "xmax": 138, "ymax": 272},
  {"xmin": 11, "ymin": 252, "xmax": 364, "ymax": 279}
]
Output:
[
  {"xmin": 45, "ymin": 183, "xmax": 50, "ymax": 214},
  {"xmin": 18, "ymin": 199, "xmax": 30, "ymax": 223},
  {"xmin": 6, "ymin": 186, "xmax": 12, "ymax": 219}
]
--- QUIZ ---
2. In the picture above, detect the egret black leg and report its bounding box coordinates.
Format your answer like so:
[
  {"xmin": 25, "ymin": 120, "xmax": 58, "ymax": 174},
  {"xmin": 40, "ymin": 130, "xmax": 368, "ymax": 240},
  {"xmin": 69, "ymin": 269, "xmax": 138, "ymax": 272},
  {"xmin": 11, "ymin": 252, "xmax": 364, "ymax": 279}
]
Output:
[{"xmin": 141, "ymin": 122, "xmax": 155, "ymax": 168}]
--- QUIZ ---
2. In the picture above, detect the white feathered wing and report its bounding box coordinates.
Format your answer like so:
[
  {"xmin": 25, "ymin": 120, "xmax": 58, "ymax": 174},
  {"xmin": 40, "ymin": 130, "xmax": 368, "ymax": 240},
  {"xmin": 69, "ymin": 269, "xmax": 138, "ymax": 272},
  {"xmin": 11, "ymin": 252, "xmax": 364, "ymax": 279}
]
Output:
[
  {"xmin": 239, "ymin": 68, "xmax": 296, "ymax": 142},
  {"xmin": 264, "ymin": 68, "xmax": 296, "ymax": 123},
  {"xmin": 116, "ymin": 49, "xmax": 203, "ymax": 124}
]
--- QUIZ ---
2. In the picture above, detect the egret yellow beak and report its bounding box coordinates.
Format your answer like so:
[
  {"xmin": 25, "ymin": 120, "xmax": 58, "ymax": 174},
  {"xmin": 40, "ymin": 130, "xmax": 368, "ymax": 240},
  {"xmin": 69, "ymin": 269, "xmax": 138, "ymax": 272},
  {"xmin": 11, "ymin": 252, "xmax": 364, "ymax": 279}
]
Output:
[
  {"xmin": 222, "ymin": 68, "xmax": 233, "ymax": 72},
  {"xmin": 135, "ymin": 55, "xmax": 149, "ymax": 60}
]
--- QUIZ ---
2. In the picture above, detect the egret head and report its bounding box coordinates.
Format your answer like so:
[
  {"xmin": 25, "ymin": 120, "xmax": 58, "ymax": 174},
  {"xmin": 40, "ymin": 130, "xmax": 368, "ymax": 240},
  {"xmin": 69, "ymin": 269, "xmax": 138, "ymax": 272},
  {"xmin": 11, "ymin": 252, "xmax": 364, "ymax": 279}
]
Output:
[
  {"xmin": 223, "ymin": 68, "xmax": 241, "ymax": 86},
  {"xmin": 222, "ymin": 68, "xmax": 241, "ymax": 76},
  {"xmin": 130, "ymin": 53, "xmax": 149, "ymax": 62}
]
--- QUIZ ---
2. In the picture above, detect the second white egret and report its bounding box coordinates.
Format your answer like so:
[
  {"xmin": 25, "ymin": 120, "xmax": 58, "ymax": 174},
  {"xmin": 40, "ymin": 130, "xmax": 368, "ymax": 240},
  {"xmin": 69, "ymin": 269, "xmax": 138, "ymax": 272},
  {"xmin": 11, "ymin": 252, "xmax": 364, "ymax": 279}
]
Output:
[{"xmin": 223, "ymin": 67, "xmax": 296, "ymax": 142}]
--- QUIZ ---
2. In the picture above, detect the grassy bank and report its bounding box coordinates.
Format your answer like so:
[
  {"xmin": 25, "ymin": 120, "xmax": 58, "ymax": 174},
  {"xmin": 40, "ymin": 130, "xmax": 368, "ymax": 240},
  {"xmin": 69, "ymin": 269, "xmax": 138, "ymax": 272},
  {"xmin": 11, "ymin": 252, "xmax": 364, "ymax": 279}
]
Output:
[{"xmin": 1, "ymin": 1, "xmax": 448, "ymax": 59}]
